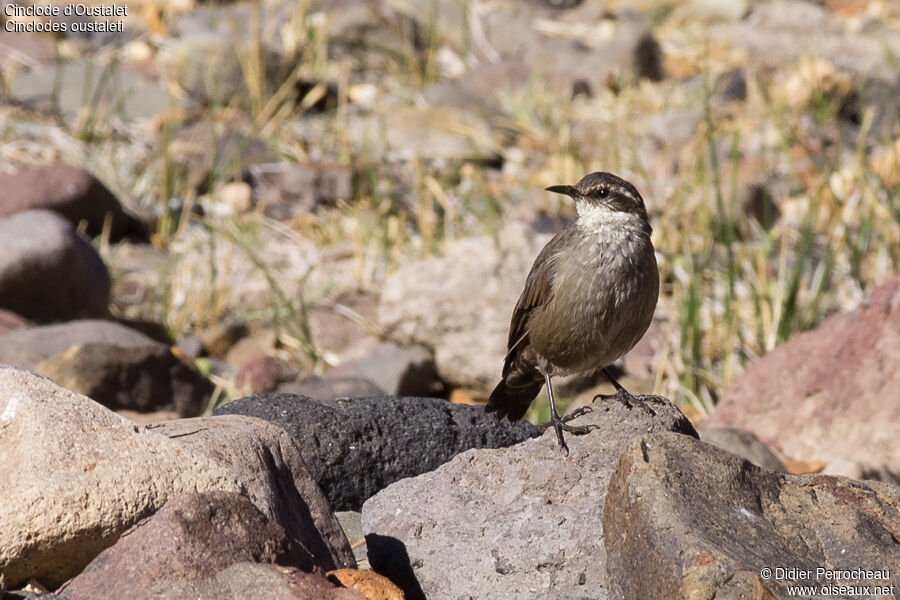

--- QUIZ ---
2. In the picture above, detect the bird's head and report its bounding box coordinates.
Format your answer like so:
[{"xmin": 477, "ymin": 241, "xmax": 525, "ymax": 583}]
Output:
[{"xmin": 546, "ymin": 172, "xmax": 650, "ymax": 232}]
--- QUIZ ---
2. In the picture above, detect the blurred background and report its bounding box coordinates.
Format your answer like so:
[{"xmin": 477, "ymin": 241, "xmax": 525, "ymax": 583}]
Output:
[{"xmin": 1, "ymin": 0, "xmax": 898, "ymax": 425}]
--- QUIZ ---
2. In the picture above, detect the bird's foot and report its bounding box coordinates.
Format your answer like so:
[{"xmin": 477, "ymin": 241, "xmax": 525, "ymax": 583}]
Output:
[
  {"xmin": 539, "ymin": 407, "xmax": 599, "ymax": 455},
  {"xmin": 593, "ymin": 388, "xmax": 657, "ymax": 415}
]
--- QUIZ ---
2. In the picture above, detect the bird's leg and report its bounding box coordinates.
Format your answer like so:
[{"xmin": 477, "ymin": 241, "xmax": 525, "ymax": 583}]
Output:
[
  {"xmin": 539, "ymin": 372, "xmax": 598, "ymax": 453},
  {"xmin": 595, "ymin": 368, "xmax": 655, "ymax": 414},
  {"xmin": 592, "ymin": 367, "xmax": 637, "ymax": 407}
]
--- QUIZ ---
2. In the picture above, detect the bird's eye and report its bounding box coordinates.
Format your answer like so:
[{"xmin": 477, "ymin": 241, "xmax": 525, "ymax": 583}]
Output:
[{"xmin": 597, "ymin": 188, "xmax": 609, "ymax": 198}]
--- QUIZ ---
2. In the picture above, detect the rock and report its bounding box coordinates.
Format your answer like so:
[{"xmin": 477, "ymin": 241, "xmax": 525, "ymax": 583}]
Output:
[
  {"xmin": 306, "ymin": 290, "xmax": 382, "ymax": 366},
  {"xmin": 277, "ymin": 377, "xmax": 386, "ymax": 402},
  {"xmin": 106, "ymin": 242, "xmax": 170, "ymax": 327},
  {"xmin": 244, "ymin": 162, "xmax": 353, "ymax": 216},
  {"xmin": 334, "ymin": 512, "xmax": 368, "ymax": 569},
  {"xmin": 0, "ymin": 210, "xmax": 110, "ymax": 323},
  {"xmin": 822, "ymin": 458, "xmax": 900, "ymax": 486},
  {"xmin": 714, "ymin": 68, "xmax": 748, "ymax": 103},
  {"xmin": 703, "ymin": 277, "xmax": 900, "ymax": 469},
  {"xmin": 326, "ymin": 569, "xmax": 404, "ymax": 600},
  {"xmin": 59, "ymin": 563, "xmax": 365, "ymax": 600},
  {"xmin": 57, "ymin": 491, "xmax": 323, "ymax": 599},
  {"xmin": 603, "ymin": 432, "xmax": 900, "ymax": 598},
  {"xmin": 0, "ymin": 164, "xmax": 143, "ymax": 240},
  {"xmin": 700, "ymin": 427, "xmax": 786, "ymax": 472},
  {"xmin": 236, "ymin": 356, "xmax": 293, "ymax": 394},
  {"xmin": 163, "ymin": 33, "xmax": 247, "ymax": 104},
  {"xmin": 362, "ymin": 395, "xmax": 697, "ymax": 600},
  {"xmin": 326, "ymin": 343, "xmax": 441, "ymax": 397},
  {"xmin": 0, "ymin": 29, "xmax": 56, "ymax": 66},
  {"xmin": 345, "ymin": 104, "xmax": 505, "ymax": 163},
  {"xmin": 840, "ymin": 76, "xmax": 900, "ymax": 143},
  {"xmin": 0, "ymin": 366, "xmax": 353, "ymax": 589},
  {"xmin": 216, "ymin": 393, "xmax": 541, "ymax": 511},
  {"xmin": 710, "ymin": 1, "xmax": 900, "ymax": 80},
  {"xmin": 0, "ymin": 309, "xmax": 32, "ymax": 335},
  {"xmin": 386, "ymin": 0, "xmax": 659, "ymax": 92},
  {"xmin": 165, "ymin": 116, "xmax": 276, "ymax": 195},
  {"xmin": 0, "ymin": 320, "xmax": 212, "ymax": 416},
  {"xmin": 633, "ymin": 32, "xmax": 664, "ymax": 82},
  {"xmin": 379, "ymin": 222, "xmax": 548, "ymax": 392},
  {"xmin": 10, "ymin": 58, "xmax": 185, "ymax": 122}
]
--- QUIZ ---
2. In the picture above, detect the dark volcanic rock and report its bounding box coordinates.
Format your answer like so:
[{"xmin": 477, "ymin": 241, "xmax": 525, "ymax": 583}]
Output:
[
  {"xmin": 604, "ymin": 432, "xmax": 900, "ymax": 598},
  {"xmin": 0, "ymin": 320, "xmax": 212, "ymax": 416},
  {"xmin": 216, "ymin": 393, "xmax": 541, "ymax": 510},
  {"xmin": 361, "ymin": 395, "xmax": 697, "ymax": 600},
  {"xmin": 704, "ymin": 276, "xmax": 900, "ymax": 469},
  {"xmin": 58, "ymin": 491, "xmax": 318, "ymax": 599},
  {"xmin": 0, "ymin": 164, "xmax": 143, "ymax": 240},
  {"xmin": 0, "ymin": 210, "xmax": 110, "ymax": 323}
]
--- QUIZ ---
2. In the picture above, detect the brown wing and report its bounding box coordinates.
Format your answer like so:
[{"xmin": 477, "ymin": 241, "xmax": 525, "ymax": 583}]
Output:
[{"xmin": 502, "ymin": 228, "xmax": 571, "ymax": 375}]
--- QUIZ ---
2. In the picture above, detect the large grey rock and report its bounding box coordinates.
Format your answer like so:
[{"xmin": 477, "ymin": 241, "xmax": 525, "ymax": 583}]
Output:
[
  {"xmin": 0, "ymin": 367, "xmax": 353, "ymax": 589},
  {"xmin": 378, "ymin": 222, "xmax": 548, "ymax": 392},
  {"xmin": 604, "ymin": 432, "xmax": 900, "ymax": 598},
  {"xmin": 215, "ymin": 393, "xmax": 541, "ymax": 511},
  {"xmin": 57, "ymin": 491, "xmax": 329, "ymax": 599},
  {"xmin": 0, "ymin": 164, "xmax": 143, "ymax": 240},
  {"xmin": 362, "ymin": 395, "xmax": 697, "ymax": 600},
  {"xmin": 0, "ymin": 210, "xmax": 110, "ymax": 323},
  {"xmin": 704, "ymin": 277, "xmax": 900, "ymax": 469},
  {"xmin": 0, "ymin": 320, "xmax": 212, "ymax": 416}
]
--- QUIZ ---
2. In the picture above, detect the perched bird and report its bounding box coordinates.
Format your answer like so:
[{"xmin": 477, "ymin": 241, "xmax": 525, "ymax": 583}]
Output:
[{"xmin": 486, "ymin": 172, "xmax": 659, "ymax": 452}]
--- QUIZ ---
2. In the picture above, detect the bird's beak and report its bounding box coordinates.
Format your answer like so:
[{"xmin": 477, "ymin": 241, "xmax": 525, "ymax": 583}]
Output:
[{"xmin": 545, "ymin": 184, "xmax": 576, "ymax": 197}]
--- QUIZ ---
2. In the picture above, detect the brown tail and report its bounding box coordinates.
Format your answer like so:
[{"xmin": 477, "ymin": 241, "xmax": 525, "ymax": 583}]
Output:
[{"xmin": 485, "ymin": 371, "xmax": 544, "ymax": 422}]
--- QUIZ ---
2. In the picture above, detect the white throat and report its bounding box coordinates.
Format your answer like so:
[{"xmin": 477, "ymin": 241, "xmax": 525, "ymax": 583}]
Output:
[{"xmin": 575, "ymin": 201, "xmax": 639, "ymax": 231}]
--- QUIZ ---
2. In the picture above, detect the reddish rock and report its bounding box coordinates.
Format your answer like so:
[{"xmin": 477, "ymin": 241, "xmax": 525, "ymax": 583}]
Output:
[
  {"xmin": 61, "ymin": 562, "xmax": 365, "ymax": 600},
  {"xmin": 0, "ymin": 210, "xmax": 111, "ymax": 323},
  {"xmin": 704, "ymin": 277, "xmax": 900, "ymax": 467},
  {"xmin": 0, "ymin": 309, "xmax": 32, "ymax": 335},
  {"xmin": 57, "ymin": 492, "xmax": 331, "ymax": 599},
  {"xmin": 0, "ymin": 367, "xmax": 353, "ymax": 589},
  {"xmin": 0, "ymin": 164, "xmax": 142, "ymax": 240}
]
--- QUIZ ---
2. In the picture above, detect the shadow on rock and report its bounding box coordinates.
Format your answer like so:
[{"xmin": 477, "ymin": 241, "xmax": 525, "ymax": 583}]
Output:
[{"xmin": 365, "ymin": 534, "xmax": 426, "ymax": 600}]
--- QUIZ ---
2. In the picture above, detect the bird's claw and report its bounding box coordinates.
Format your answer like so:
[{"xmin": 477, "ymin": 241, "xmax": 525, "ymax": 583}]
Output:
[
  {"xmin": 539, "ymin": 411, "xmax": 600, "ymax": 455},
  {"xmin": 593, "ymin": 388, "xmax": 657, "ymax": 415}
]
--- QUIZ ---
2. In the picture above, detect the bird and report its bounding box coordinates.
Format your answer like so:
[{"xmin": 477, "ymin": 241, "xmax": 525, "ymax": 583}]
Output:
[{"xmin": 485, "ymin": 172, "xmax": 659, "ymax": 453}]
